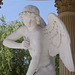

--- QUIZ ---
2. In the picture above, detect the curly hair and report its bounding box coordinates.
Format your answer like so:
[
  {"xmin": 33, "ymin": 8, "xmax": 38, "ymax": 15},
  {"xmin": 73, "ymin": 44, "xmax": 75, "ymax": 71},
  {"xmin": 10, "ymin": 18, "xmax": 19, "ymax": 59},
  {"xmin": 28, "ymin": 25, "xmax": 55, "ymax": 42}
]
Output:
[{"xmin": 19, "ymin": 11, "xmax": 46, "ymax": 28}]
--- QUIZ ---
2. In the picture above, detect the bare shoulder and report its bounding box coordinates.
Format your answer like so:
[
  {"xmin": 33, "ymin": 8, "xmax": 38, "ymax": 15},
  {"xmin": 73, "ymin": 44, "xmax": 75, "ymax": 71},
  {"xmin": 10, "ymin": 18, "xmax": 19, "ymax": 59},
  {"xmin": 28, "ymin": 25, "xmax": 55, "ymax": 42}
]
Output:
[
  {"xmin": 17, "ymin": 25, "xmax": 28, "ymax": 35},
  {"xmin": 18, "ymin": 26, "xmax": 27, "ymax": 31}
]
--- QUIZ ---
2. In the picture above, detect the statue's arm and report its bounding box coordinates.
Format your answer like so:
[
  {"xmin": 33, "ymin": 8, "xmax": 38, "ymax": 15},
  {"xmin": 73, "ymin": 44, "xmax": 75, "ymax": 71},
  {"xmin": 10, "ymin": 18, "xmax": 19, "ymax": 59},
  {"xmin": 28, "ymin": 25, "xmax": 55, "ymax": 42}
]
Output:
[{"xmin": 3, "ymin": 26, "xmax": 27, "ymax": 49}]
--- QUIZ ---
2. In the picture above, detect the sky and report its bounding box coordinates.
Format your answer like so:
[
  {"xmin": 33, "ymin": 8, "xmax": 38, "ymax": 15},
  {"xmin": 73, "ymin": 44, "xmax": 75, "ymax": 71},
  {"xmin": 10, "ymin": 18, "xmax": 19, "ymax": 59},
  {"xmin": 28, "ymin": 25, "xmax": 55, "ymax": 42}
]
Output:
[
  {"xmin": 25, "ymin": 0, "xmax": 49, "ymax": 1},
  {"xmin": 0, "ymin": 0, "xmax": 57, "ymax": 24}
]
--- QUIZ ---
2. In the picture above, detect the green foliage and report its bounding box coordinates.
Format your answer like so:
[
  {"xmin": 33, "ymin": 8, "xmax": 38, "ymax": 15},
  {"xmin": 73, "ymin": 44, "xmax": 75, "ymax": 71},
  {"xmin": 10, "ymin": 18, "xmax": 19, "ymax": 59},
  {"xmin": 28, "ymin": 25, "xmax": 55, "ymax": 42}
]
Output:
[
  {"xmin": 55, "ymin": 54, "xmax": 59, "ymax": 75},
  {"xmin": 0, "ymin": 15, "xmax": 31, "ymax": 75}
]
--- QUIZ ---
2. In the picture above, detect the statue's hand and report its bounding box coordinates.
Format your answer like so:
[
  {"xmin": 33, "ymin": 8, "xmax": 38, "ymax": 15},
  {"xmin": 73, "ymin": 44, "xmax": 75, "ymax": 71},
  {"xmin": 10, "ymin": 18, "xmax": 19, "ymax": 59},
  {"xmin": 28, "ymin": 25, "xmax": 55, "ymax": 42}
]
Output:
[{"xmin": 21, "ymin": 40, "xmax": 30, "ymax": 49}]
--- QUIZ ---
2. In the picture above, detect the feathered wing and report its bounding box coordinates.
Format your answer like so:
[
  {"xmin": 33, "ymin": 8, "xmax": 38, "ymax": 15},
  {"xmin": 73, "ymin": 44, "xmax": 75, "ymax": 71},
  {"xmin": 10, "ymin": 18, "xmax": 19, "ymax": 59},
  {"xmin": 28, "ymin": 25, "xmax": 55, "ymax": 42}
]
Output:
[{"xmin": 45, "ymin": 13, "xmax": 74, "ymax": 72}]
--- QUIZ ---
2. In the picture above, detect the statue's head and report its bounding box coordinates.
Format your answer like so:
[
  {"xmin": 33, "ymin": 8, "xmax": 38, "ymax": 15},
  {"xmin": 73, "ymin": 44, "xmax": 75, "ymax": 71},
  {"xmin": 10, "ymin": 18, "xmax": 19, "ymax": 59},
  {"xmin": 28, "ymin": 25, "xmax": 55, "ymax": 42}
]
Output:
[
  {"xmin": 19, "ymin": 5, "xmax": 40, "ymax": 18},
  {"xmin": 19, "ymin": 5, "xmax": 46, "ymax": 30}
]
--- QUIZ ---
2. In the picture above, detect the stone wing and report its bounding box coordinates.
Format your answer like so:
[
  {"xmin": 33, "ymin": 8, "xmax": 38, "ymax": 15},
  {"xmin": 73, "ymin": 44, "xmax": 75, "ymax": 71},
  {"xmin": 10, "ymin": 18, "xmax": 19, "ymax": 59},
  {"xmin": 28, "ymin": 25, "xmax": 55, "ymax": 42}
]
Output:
[{"xmin": 44, "ymin": 13, "xmax": 74, "ymax": 72}]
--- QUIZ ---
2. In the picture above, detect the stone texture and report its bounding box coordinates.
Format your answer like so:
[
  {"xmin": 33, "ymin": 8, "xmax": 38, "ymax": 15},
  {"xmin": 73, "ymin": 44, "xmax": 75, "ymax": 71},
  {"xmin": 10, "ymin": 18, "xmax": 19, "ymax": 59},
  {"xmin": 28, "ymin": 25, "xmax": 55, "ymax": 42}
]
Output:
[{"xmin": 3, "ymin": 5, "xmax": 74, "ymax": 75}]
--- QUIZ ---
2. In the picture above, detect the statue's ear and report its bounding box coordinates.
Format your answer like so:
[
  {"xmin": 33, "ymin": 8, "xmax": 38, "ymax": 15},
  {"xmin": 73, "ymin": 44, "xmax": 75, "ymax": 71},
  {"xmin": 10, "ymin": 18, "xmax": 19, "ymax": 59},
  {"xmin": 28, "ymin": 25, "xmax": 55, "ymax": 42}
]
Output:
[{"xmin": 36, "ymin": 16, "xmax": 40, "ymax": 25}]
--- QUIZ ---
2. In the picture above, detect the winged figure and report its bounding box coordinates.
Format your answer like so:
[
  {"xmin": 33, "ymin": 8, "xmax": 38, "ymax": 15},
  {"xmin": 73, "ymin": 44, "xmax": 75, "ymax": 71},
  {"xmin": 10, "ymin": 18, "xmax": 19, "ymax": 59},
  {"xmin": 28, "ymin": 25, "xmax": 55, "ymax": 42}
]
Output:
[{"xmin": 3, "ymin": 5, "xmax": 74, "ymax": 75}]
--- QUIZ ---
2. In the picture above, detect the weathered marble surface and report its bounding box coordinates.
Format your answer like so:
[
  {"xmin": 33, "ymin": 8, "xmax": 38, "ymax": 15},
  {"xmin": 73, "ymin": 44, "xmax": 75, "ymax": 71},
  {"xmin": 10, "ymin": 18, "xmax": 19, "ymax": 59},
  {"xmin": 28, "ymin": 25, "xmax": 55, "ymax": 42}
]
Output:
[{"xmin": 3, "ymin": 5, "xmax": 74, "ymax": 75}]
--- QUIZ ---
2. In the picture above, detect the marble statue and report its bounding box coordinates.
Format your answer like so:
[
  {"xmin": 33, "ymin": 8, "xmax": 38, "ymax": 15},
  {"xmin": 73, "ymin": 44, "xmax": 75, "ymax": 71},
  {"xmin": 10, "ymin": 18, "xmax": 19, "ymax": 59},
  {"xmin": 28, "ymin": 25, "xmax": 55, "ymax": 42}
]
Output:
[{"xmin": 3, "ymin": 5, "xmax": 74, "ymax": 75}]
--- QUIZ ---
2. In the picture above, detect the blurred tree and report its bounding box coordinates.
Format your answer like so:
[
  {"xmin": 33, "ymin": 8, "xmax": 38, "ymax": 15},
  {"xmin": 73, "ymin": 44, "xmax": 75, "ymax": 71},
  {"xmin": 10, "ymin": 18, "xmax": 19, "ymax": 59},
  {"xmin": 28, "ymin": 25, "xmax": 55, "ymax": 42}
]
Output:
[
  {"xmin": 0, "ymin": 15, "xmax": 31, "ymax": 75},
  {"xmin": 55, "ymin": 54, "xmax": 59, "ymax": 75}
]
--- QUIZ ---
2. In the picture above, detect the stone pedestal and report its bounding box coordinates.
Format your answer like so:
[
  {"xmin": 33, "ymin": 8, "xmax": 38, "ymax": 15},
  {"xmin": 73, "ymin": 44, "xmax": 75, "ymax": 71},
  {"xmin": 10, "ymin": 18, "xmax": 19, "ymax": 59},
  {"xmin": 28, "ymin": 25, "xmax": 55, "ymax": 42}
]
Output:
[{"xmin": 55, "ymin": 0, "xmax": 75, "ymax": 75}]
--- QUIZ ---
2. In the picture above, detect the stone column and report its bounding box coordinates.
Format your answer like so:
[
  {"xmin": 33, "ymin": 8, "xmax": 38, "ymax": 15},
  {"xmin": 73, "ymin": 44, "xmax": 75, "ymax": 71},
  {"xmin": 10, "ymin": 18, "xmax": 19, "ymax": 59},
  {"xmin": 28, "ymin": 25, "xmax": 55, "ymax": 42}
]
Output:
[{"xmin": 55, "ymin": 0, "xmax": 75, "ymax": 75}]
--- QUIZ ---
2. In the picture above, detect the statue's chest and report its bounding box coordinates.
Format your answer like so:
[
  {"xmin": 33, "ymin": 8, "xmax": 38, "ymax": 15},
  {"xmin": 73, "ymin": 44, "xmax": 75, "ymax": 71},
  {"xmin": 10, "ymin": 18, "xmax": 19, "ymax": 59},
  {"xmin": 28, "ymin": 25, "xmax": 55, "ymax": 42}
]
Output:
[
  {"xmin": 29, "ymin": 31, "xmax": 41, "ymax": 44},
  {"xmin": 28, "ymin": 31, "xmax": 43, "ymax": 57},
  {"xmin": 29, "ymin": 31, "xmax": 43, "ymax": 49},
  {"xmin": 23, "ymin": 30, "xmax": 43, "ymax": 48}
]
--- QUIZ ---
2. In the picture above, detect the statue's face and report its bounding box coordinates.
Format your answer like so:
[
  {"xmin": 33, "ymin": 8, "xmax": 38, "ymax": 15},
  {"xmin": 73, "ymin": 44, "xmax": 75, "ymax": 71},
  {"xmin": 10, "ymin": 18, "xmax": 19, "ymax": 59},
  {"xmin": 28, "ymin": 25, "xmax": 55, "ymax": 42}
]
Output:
[{"xmin": 23, "ymin": 12, "xmax": 40, "ymax": 30}]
